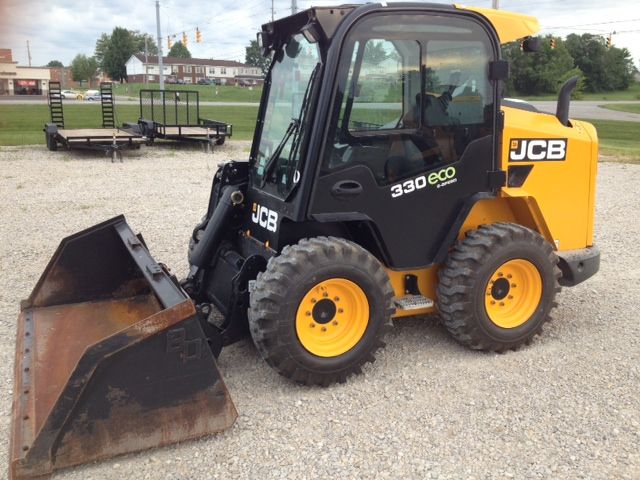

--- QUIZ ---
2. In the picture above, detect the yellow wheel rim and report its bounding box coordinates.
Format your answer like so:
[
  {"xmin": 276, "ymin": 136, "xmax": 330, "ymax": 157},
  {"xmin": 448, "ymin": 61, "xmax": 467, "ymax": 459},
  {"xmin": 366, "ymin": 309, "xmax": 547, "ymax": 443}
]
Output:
[
  {"xmin": 295, "ymin": 278, "xmax": 369, "ymax": 357},
  {"xmin": 484, "ymin": 259, "xmax": 542, "ymax": 329}
]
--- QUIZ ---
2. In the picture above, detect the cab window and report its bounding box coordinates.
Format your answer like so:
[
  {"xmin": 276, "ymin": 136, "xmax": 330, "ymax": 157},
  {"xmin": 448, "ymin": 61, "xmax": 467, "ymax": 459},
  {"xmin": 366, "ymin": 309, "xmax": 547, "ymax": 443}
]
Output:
[{"xmin": 322, "ymin": 13, "xmax": 495, "ymax": 186}]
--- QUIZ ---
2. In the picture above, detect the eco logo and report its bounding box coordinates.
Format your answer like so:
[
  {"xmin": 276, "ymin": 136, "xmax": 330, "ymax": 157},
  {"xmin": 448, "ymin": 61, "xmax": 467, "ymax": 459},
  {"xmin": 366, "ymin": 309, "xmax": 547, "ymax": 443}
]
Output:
[
  {"xmin": 251, "ymin": 203, "xmax": 278, "ymax": 232},
  {"xmin": 509, "ymin": 138, "xmax": 567, "ymax": 162},
  {"xmin": 428, "ymin": 166, "xmax": 457, "ymax": 189}
]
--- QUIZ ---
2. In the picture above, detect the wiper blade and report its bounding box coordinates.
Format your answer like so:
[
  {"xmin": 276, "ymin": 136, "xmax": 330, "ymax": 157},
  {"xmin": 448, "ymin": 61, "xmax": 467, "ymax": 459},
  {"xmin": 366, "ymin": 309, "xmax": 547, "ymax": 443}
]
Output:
[{"xmin": 260, "ymin": 118, "xmax": 300, "ymax": 187}]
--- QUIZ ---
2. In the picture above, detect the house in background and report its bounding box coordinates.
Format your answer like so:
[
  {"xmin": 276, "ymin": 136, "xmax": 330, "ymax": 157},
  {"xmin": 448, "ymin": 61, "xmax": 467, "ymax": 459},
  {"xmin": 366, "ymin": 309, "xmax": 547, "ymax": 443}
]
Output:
[{"xmin": 125, "ymin": 54, "xmax": 263, "ymax": 85}]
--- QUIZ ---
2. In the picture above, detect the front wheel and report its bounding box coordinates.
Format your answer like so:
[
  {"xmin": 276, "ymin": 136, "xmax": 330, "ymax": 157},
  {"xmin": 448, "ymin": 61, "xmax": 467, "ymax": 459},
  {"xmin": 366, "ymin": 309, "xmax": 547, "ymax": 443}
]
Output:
[
  {"xmin": 437, "ymin": 223, "xmax": 561, "ymax": 352},
  {"xmin": 248, "ymin": 237, "xmax": 394, "ymax": 386}
]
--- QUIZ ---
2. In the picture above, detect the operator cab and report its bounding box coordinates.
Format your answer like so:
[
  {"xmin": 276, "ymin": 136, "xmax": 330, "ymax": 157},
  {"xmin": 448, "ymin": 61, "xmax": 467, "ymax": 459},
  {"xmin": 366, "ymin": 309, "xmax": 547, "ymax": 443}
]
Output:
[{"xmin": 246, "ymin": 3, "xmax": 503, "ymax": 268}]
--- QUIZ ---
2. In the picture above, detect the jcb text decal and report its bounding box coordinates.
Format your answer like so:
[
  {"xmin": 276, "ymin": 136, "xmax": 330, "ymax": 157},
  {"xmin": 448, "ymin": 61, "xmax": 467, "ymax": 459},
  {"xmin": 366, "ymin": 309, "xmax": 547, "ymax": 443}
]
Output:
[
  {"xmin": 509, "ymin": 138, "xmax": 567, "ymax": 162},
  {"xmin": 251, "ymin": 203, "xmax": 278, "ymax": 232}
]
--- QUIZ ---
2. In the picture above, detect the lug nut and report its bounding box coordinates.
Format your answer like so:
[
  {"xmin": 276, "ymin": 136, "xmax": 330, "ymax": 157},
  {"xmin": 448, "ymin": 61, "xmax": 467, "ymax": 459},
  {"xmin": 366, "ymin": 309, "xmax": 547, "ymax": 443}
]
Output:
[
  {"xmin": 511, "ymin": 284, "xmax": 517, "ymax": 288},
  {"xmin": 338, "ymin": 308, "xmax": 344, "ymax": 313},
  {"xmin": 507, "ymin": 274, "xmax": 512, "ymax": 279},
  {"xmin": 332, "ymin": 321, "xmax": 338, "ymax": 326},
  {"xmin": 323, "ymin": 292, "xmax": 328, "ymax": 298},
  {"xmin": 499, "ymin": 302, "xmax": 505, "ymax": 306},
  {"xmin": 498, "ymin": 272, "xmax": 503, "ymax": 277},
  {"xmin": 508, "ymin": 295, "xmax": 514, "ymax": 300},
  {"xmin": 321, "ymin": 327, "xmax": 327, "ymax": 332},
  {"xmin": 311, "ymin": 298, "xmax": 317, "ymax": 303},
  {"xmin": 490, "ymin": 300, "xmax": 496, "ymax": 305},
  {"xmin": 334, "ymin": 297, "xmax": 340, "ymax": 302},
  {"xmin": 310, "ymin": 323, "xmax": 315, "ymax": 328},
  {"xmin": 306, "ymin": 311, "xmax": 311, "ymax": 316}
]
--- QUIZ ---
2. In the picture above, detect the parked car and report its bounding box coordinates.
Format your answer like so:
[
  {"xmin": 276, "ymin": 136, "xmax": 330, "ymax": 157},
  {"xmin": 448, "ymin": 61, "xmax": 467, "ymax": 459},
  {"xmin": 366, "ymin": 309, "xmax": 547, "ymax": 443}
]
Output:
[
  {"xmin": 61, "ymin": 90, "xmax": 83, "ymax": 100},
  {"xmin": 176, "ymin": 79, "xmax": 186, "ymax": 85},
  {"xmin": 197, "ymin": 78, "xmax": 212, "ymax": 85},
  {"xmin": 84, "ymin": 91, "xmax": 101, "ymax": 101}
]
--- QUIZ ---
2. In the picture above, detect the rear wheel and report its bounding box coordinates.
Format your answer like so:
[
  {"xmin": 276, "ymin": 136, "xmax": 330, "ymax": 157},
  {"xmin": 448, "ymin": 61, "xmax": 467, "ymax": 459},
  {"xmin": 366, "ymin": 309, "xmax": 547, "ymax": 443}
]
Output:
[
  {"xmin": 437, "ymin": 223, "xmax": 561, "ymax": 351},
  {"xmin": 215, "ymin": 137, "xmax": 225, "ymax": 146},
  {"xmin": 45, "ymin": 133, "xmax": 57, "ymax": 151},
  {"xmin": 248, "ymin": 237, "xmax": 394, "ymax": 386}
]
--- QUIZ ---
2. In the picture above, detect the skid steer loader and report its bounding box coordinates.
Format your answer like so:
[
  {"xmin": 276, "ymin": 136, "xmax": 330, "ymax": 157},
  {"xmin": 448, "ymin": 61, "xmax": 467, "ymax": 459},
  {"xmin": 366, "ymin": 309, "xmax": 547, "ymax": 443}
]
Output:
[{"xmin": 10, "ymin": 3, "xmax": 600, "ymax": 478}]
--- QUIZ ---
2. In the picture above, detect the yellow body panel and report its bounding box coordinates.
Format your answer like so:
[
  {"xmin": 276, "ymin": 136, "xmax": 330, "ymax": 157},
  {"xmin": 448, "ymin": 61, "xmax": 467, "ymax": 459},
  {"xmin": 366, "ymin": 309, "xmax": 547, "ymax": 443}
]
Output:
[
  {"xmin": 501, "ymin": 106, "xmax": 599, "ymax": 250},
  {"xmin": 455, "ymin": 5, "xmax": 540, "ymax": 43},
  {"xmin": 388, "ymin": 108, "xmax": 597, "ymax": 318}
]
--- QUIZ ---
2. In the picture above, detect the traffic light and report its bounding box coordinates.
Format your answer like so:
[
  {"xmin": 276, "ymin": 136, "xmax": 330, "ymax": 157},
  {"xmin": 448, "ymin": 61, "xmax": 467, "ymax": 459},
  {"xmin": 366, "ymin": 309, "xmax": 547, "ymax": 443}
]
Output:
[
  {"xmin": 196, "ymin": 28, "xmax": 202, "ymax": 43},
  {"xmin": 606, "ymin": 34, "xmax": 612, "ymax": 48},
  {"xmin": 167, "ymin": 36, "xmax": 173, "ymax": 50},
  {"xmin": 549, "ymin": 37, "xmax": 556, "ymax": 49},
  {"xmin": 182, "ymin": 32, "xmax": 188, "ymax": 46}
]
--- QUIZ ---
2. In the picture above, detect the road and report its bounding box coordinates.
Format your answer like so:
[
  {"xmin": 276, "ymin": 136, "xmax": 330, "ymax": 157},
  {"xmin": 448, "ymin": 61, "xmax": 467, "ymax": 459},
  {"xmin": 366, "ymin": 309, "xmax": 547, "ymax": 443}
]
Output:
[
  {"xmin": 1, "ymin": 96, "xmax": 639, "ymax": 121},
  {"xmin": 528, "ymin": 100, "xmax": 640, "ymax": 122}
]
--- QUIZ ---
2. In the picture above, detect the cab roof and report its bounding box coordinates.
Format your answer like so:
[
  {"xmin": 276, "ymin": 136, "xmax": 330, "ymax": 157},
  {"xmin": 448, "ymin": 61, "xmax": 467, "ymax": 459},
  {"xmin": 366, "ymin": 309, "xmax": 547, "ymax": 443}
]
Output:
[{"xmin": 455, "ymin": 4, "xmax": 540, "ymax": 43}]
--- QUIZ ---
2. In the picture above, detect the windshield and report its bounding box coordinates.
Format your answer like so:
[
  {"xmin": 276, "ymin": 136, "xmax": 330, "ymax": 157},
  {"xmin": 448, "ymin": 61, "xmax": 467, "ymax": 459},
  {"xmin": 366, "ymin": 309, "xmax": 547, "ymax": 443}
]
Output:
[{"xmin": 252, "ymin": 34, "xmax": 320, "ymax": 197}]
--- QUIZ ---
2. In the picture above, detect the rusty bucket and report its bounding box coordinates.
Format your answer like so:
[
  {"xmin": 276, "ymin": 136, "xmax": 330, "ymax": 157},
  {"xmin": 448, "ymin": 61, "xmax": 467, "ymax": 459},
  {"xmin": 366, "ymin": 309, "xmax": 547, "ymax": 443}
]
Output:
[{"xmin": 10, "ymin": 216, "xmax": 237, "ymax": 480}]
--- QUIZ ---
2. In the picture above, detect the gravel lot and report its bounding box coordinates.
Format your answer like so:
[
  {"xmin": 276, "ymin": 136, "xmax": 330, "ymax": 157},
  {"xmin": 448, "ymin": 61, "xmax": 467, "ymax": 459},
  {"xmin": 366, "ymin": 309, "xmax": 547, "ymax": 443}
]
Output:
[{"xmin": 0, "ymin": 143, "xmax": 638, "ymax": 479}]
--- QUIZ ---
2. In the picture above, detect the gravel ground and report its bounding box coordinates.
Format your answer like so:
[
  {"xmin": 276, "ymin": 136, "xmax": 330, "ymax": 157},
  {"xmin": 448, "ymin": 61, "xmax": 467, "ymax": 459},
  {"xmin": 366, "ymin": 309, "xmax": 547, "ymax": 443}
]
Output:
[{"xmin": 0, "ymin": 143, "xmax": 638, "ymax": 479}]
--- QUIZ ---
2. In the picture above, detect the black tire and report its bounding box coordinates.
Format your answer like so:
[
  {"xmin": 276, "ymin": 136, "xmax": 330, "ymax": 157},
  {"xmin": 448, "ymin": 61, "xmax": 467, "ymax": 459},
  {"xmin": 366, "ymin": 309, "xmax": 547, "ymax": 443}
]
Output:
[
  {"xmin": 248, "ymin": 237, "xmax": 394, "ymax": 386},
  {"xmin": 437, "ymin": 223, "xmax": 561, "ymax": 352},
  {"xmin": 45, "ymin": 133, "xmax": 57, "ymax": 151},
  {"xmin": 215, "ymin": 136, "xmax": 226, "ymax": 146}
]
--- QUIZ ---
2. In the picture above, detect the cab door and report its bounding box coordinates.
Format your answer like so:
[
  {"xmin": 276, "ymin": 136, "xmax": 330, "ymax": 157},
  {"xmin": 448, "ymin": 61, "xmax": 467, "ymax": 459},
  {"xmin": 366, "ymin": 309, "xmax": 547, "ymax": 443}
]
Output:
[{"xmin": 309, "ymin": 11, "xmax": 500, "ymax": 269}]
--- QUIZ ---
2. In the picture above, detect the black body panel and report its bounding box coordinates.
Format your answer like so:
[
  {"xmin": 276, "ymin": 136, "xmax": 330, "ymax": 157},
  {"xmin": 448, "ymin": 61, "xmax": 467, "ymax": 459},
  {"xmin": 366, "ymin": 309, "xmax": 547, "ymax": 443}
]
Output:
[{"xmin": 557, "ymin": 246, "xmax": 600, "ymax": 287}]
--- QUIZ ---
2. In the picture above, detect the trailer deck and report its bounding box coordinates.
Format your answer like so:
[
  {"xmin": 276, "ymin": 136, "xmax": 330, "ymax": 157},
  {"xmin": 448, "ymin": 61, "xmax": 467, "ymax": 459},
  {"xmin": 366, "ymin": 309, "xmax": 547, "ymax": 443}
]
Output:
[
  {"xmin": 138, "ymin": 90, "xmax": 232, "ymax": 147},
  {"xmin": 45, "ymin": 82, "xmax": 145, "ymax": 161}
]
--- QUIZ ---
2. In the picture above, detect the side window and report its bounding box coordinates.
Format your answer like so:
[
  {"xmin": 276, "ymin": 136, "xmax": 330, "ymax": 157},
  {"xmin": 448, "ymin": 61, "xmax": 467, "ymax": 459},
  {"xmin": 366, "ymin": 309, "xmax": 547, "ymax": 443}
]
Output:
[
  {"xmin": 322, "ymin": 13, "xmax": 495, "ymax": 186},
  {"xmin": 346, "ymin": 40, "xmax": 419, "ymax": 132}
]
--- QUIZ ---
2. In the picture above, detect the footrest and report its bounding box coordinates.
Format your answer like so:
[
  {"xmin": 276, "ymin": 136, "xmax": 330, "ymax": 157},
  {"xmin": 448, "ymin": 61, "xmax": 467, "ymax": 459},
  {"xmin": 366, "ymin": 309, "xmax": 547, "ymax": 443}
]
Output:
[{"xmin": 393, "ymin": 295, "xmax": 434, "ymax": 311}]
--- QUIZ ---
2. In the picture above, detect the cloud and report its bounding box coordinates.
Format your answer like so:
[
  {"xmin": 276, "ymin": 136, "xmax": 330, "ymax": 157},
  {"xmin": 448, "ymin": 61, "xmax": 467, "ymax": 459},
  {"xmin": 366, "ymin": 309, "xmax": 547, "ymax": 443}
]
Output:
[{"xmin": 0, "ymin": 0, "xmax": 637, "ymax": 67}]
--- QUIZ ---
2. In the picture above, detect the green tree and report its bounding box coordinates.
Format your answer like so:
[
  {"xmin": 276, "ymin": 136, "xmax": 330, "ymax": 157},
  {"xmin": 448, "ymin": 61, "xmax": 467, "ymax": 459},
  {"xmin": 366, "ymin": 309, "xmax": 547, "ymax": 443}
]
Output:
[
  {"xmin": 46, "ymin": 60, "xmax": 64, "ymax": 68},
  {"xmin": 70, "ymin": 54, "xmax": 98, "ymax": 86},
  {"xmin": 245, "ymin": 39, "xmax": 270, "ymax": 74},
  {"xmin": 168, "ymin": 41, "xmax": 191, "ymax": 58},
  {"xmin": 502, "ymin": 36, "xmax": 575, "ymax": 95},
  {"xmin": 565, "ymin": 33, "xmax": 634, "ymax": 92},
  {"xmin": 95, "ymin": 28, "xmax": 158, "ymax": 81},
  {"xmin": 364, "ymin": 41, "xmax": 388, "ymax": 65}
]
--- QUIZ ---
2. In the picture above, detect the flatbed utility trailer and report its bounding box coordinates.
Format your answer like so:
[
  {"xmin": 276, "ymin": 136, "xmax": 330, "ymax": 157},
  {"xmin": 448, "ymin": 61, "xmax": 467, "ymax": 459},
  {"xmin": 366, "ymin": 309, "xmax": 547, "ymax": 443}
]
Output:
[
  {"xmin": 137, "ymin": 89, "xmax": 232, "ymax": 148},
  {"xmin": 44, "ymin": 82, "xmax": 145, "ymax": 161}
]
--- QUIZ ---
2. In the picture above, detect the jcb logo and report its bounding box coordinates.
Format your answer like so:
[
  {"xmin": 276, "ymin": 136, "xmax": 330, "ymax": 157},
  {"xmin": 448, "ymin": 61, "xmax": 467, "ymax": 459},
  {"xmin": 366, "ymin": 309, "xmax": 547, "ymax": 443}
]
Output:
[
  {"xmin": 251, "ymin": 203, "xmax": 278, "ymax": 232},
  {"xmin": 428, "ymin": 166, "xmax": 456, "ymax": 185},
  {"xmin": 509, "ymin": 138, "xmax": 567, "ymax": 162}
]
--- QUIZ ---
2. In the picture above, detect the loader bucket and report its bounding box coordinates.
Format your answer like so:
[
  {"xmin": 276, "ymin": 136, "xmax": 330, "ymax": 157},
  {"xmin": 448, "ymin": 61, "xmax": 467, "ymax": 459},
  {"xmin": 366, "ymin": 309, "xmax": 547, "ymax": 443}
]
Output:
[{"xmin": 9, "ymin": 216, "xmax": 237, "ymax": 480}]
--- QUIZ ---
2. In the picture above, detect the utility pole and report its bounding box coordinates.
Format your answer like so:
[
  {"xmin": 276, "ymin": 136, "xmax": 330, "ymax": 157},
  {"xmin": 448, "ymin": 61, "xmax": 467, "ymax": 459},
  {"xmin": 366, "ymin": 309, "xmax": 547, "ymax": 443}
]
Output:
[
  {"xmin": 492, "ymin": 0, "xmax": 499, "ymax": 9},
  {"xmin": 144, "ymin": 36, "xmax": 149, "ymax": 85},
  {"xmin": 291, "ymin": 0, "xmax": 297, "ymax": 15},
  {"xmin": 155, "ymin": 0, "xmax": 165, "ymax": 90},
  {"xmin": 26, "ymin": 40, "xmax": 32, "ymax": 67},
  {"xmin": 271, "ymin": 0, "xmax": 275, "ymax": 22}
]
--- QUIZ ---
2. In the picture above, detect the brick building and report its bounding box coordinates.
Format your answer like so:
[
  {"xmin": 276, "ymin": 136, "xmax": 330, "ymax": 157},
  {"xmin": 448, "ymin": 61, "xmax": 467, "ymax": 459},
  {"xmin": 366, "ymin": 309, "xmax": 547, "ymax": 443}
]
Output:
[
  {"xmin": 125, "ymin": 54, "xmax": 263, "ymax": 85},
  {"xmin": 0, "ymin": 48, "xmax": 51, "ymax": 95}
]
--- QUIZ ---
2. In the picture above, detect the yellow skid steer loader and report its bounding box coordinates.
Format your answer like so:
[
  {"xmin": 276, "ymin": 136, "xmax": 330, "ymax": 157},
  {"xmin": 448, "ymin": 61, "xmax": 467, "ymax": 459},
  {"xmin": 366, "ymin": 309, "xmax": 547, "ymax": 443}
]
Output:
[{"xmin": 11, "ymin": 3, "xmax": 600, "ymax": 478}]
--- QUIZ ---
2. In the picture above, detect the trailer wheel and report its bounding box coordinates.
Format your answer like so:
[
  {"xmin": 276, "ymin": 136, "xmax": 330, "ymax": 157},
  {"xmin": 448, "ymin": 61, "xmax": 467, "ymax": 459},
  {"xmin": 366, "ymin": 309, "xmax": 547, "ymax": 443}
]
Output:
[
  {"xmin": 248, "ymin": 237, "xmax": 394, "ymax": 386},
  {"xmin": 45, "ymin": 133, "xmax": 57, "ymax": 151},
  {"xmin": 437, "ymin": 223, "xmax": 561, "ymax": 352},
  {"xmin": 215, "ymin": 137, "xmax": 225, "ymax": 146}
]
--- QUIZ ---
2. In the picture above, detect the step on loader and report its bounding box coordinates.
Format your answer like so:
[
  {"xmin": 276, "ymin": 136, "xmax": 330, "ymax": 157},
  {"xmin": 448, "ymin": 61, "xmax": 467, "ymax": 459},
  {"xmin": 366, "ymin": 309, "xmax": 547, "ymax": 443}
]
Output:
[{"xmin": 11, "ymin": 3, "xmax": 600, "ymax": 478}]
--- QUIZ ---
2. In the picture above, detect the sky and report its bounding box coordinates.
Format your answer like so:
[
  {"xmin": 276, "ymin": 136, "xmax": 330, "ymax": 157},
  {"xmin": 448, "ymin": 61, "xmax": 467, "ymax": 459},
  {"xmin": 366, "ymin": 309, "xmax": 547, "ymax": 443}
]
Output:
[{"xmin": 0, "ymin": 0, "xmax": 638, "ymax": 68}]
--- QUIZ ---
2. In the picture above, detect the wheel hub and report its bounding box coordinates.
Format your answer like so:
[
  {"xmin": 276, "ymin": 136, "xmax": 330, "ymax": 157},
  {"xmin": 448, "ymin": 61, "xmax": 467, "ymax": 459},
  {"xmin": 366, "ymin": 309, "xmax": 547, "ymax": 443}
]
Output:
[
  {"xmin": 484, "ymin": 259, "xmax": 542, "ymax": 329},
  {"xmin": 312, "ymin": 299, "xmax": 336, "ymax": 324},
  {"xmin": 295, "ymin": 278, "xmax": 369, "ymax": 357}
]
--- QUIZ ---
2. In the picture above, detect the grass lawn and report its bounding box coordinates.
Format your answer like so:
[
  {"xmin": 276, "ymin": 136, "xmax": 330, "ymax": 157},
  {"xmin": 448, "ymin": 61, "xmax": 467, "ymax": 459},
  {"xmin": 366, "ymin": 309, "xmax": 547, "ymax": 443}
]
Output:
[
  {"xmin": 1, "ymin": 105, "xmax": 638, "ymax": 163},
  {"xmin": 599, "ymin": 103, "xmax": 640, "ymax": 114},
  {"xmin": 112, "ymin": 83, "xmax": 263, "ymax": 103},
  {"xmin": 583, "ymin": 118, "xmax": 640, "ymax": 163},
  {"xmin": 0, "ymin": 104, "xmax": 259, "ymax": 145},
  {"xmin": 518, "ymin": 82, "xmax": 640, "ymax": 102}
]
